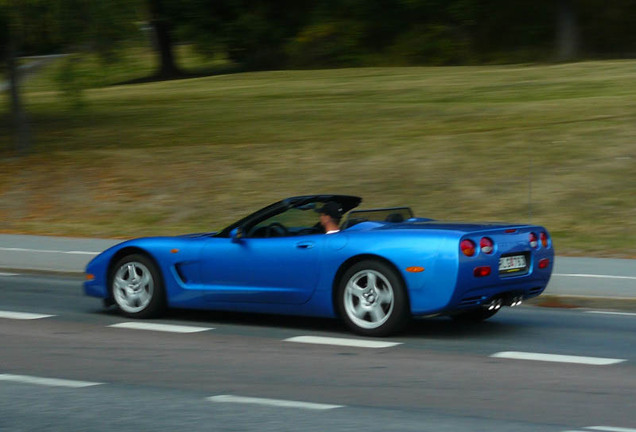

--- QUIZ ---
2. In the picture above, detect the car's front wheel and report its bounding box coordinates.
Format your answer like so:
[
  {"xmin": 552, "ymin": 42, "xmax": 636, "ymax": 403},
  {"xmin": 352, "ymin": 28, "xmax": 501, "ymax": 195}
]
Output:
[
  {"xmin": 110, "ymin": 254, "xmax": 166, "ymax": 318},
  {"xmin": 337, "ymin": 260, "xmax": 409, "ymax": 336}
]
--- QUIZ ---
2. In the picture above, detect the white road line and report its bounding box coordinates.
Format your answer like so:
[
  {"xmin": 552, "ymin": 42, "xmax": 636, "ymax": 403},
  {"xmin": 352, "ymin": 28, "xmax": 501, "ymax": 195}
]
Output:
[
  {"xmin": 207, "ymin": 395, "xmax": 343, "ymax": 410},
  {"xmin": 0, "ymin": 272, "xmax": 18, "ymax": 276},
  {"xmin": 491, "ymin": 351, "xmax": 626, "ymax": 366},
  {"xmin": 585, "ymin": 311, "xmax": 636, "ymax": 317},
  {"xmin": 0, "ymin": 247, "xmax": 99, "ymax": 255},
  {"xmin": 554, "ymin": 273, "xmax": 636, "ymax": 281},
  {"xmin": 284, "ymin": 336, "xmax": 402, "ymax": 349},
  {"xmin": 559, "ymin": 428, "xmax": 636, "ymax": 432},
  {"xmin": 586, "ymin": 427, "xmax": 636, "ymax": 432},
  {"xmin": 109, "ymin": 322, "xmax": 214, "ymax": 333},
  {"xmin": 0, "ymin": 374, "xmax": 103, "ymax": 388},
  {"xmin": 0, "ymin": 311, "xmax": 54, "ymax": 320}
]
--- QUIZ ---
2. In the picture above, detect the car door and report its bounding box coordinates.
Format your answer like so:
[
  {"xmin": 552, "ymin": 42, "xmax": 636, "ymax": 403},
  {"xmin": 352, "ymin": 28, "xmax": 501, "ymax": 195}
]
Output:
[{"xmin": 198, "ymin": 233, "xmax": 323, "ymax": 304}]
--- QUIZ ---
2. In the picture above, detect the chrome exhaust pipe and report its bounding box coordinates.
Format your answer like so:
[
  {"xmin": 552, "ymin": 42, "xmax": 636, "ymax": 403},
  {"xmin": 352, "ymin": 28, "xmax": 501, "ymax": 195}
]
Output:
[
  {"xmin": 485, "ymin": 298, "xmax": 504, "ymax": 311},
  {"xmin": 509, "ymin": 296, "xmax": 523, "ymax": 307},
  {"xmin": 484, "ymin": 295, "xmax": 523, "ymax": 310}
]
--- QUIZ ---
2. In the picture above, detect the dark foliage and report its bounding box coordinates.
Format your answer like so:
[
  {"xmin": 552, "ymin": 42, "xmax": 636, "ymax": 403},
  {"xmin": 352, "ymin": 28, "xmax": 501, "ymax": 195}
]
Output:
[{"xmin": 178, "ymin": 0, "xmax": 636, "ymax": 68}]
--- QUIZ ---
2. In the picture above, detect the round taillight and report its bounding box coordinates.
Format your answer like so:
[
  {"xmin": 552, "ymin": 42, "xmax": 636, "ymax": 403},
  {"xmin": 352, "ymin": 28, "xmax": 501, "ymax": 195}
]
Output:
[
  {"xmin": 540, "ymin": 232, "xmax": 549, "ymax": 248},
  {"xmin": 529, "ymin": 232, "xmax": 538, "ymax": 248},
  {"xmin": 480, "ymin": 237, "xmax": 494, "ymax": 254},
  {"xmin": 460, "ymin": 239, "xmax": 476, "ymax": 257}
]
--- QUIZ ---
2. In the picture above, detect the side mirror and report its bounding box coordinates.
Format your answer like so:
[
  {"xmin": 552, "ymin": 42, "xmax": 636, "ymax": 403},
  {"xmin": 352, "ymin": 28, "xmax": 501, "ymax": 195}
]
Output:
[{"xmin": 230, "ymin": 227, "xmax": 244, "ymax": 243}]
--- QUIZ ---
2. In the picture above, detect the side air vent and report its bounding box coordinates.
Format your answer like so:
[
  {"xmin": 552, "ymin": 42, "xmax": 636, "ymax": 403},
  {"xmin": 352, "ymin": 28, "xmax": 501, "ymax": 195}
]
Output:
[{"xmin": 174, "ymin": 264, "xmax": 189, "ymax": 283}]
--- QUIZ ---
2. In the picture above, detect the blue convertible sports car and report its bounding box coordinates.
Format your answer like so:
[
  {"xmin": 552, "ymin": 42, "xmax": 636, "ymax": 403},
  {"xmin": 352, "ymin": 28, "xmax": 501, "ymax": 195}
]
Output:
[{"xmin": 84, "ymin": 195, "xmax": 554, "ymax": 336}]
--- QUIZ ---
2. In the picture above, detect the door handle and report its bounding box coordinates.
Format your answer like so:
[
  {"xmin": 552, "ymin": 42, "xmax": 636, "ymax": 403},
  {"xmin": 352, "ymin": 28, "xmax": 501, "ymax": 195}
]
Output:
[{"xmin": 296, "ymin": 242, "xmax": 315, "ymax": 249}]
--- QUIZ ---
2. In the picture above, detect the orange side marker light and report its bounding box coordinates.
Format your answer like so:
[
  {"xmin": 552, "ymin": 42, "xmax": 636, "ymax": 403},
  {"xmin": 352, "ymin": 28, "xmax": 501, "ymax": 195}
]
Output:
[
  {"xmin": 170, "ymin": 249, "xmax": 180, "ymax": 254},
  {"xmin": 406, "ymin": 266, "xmax": 425, "ymax": 273}
]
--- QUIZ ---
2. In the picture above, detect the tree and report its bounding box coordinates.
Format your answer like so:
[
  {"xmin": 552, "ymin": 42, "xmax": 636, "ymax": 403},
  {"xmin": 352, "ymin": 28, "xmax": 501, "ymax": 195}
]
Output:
[
  {"xmin": 556, "ymin": 0, "xmax": 579, "ymax": 61},
  {"xmin": 0, "ymin": 0, "xmax": 138, "ymax": 154},
  {"xmin": 168, "ymin": 0, "xmax": 312, "ymax": 70},
  {"xmin": 147, "ymin": 0, "xmax": 181, "ymax": 78},
  {"xmin": 1, "ymin": 1, "xmax": 32, "ymax": 155}
]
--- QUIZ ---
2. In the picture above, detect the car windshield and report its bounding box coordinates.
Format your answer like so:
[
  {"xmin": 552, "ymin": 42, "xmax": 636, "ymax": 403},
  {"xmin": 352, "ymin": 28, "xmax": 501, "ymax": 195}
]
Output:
[
  {"xmin": 215, "ymin": 195, "xmax": 362, "ymax": 238},
  {"xmin": 246, "ymin": 202, "xmax": 327, "ymax": 238}
]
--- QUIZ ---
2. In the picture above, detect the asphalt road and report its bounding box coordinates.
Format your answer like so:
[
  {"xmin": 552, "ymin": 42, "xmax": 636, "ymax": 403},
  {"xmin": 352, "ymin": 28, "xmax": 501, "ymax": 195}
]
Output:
[{"xmin": 1, "ymin": 273, "xmax": 635, "ymax": 432}]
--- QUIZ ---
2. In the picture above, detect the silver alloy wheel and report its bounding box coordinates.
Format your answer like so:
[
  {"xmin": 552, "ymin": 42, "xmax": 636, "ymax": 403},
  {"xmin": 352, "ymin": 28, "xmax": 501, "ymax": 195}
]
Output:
[
  {"xmin": 343, "ymin": 269, "xmax": 395, "ymax": 330},
  {"xmin": 112, "ymin": 261, "xmax": 154, "ymax": 314}
]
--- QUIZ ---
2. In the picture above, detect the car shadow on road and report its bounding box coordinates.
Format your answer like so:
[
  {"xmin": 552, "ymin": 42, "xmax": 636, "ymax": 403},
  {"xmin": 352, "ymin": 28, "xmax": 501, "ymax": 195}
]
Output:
[
  {"xmin": 407, "ymin": 316, "xmax": 519, "ymax": 339},
  {"xmin": 168, "ymin": 308, "xmax": 350, "ymax": 334},
  {"xmin": 97, "ymin": 305, "xmax": 520, "ymax": 340}
]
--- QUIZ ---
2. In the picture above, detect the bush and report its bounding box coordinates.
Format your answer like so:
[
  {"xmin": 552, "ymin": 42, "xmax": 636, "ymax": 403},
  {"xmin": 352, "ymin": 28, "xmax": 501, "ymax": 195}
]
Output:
[
  {"xmin": 286, "ymin": 21, "xmax": 365, "ymax": 68},
  {"xmin": 54, "ymin": 55, "xmax": 88, "ymax": 109},
  {"xmin": 387, "ymin": 25, "xmax": 471, "ymax": 66}
]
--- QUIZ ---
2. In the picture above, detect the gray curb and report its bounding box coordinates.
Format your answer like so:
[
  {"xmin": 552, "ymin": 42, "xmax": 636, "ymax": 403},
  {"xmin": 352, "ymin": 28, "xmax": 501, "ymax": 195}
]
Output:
[{"xmin": 526, "ymin": 295, "xmax": 636, "ymax": 312}]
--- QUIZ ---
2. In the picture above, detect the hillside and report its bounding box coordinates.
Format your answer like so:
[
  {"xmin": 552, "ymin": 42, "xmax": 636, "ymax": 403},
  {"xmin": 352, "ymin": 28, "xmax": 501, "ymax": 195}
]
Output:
[{"xmin": 1, "ymin": 61, "xmax": 634, "ymax": 257}]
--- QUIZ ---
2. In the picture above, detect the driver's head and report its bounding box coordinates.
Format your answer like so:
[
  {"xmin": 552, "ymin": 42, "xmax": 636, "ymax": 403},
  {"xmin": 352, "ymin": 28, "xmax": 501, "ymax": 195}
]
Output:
[{"xmin": 316, "ymin": 201, "xmax": 342, "ymax": 224}]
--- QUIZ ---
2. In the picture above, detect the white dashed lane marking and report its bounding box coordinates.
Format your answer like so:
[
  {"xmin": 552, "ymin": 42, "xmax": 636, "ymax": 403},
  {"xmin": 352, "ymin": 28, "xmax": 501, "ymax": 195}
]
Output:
[
  {"xmin": 491, "ymin": 351, "xmax": 626, "ymax": 366},
  {"xmin": 108, "ymin": 322, "xmax": 214, "ymax": 333},
  {"xmin": 554, "ymin": 273, "xmax": 636, "ymax": 281},
  {"xmin": 0, "ymin": 374, "xmax": 103, "ymax": 388},
  {"xmin": 585, "ymin": 311, "xmax": 636, "ymax": 317},
  {"xmin": 207, "ymin": 395, "xmax": 343, "ymax": 410},
  {"xmin": 0, "ymin": 311, "xmax": 54, "ymax": 320},
  {"xmin": 0, "ymin": 272, "xmax": 18, "ymax": 276},
  {"xmin": 285, "ymin": 336, "xmax": 402, "ymax": 349},
  {"xmin": 0, "ymin": 247, "xmax": 99, "ymax": 256},
  {"xmin": 563, "ymin": 427, "xmax": 636, "ymax": 432},
  {"xmin": 584, "ymin": 427, "xmax": 636, "ymax": 432}
]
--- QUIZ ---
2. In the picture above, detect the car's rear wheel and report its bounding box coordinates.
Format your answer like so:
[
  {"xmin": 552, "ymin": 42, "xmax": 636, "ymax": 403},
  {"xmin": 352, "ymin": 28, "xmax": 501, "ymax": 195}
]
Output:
[
  {"xmin": 337, "ymin": 260, "xmax": 409, "ymax": 336},
  {"xmin": 110, "ymin": 254, "xmax": 166, "ymax": 318}
]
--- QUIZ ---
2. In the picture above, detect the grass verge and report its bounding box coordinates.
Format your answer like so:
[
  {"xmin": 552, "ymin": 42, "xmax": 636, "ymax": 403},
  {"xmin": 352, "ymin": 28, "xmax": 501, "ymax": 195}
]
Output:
[{"xmin": 1, "ymin": 59, "xmax": 634, "ymax": 257}]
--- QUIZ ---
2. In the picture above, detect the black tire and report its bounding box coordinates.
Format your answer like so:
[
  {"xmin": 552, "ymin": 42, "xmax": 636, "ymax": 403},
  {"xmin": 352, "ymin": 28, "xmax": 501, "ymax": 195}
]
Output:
[
  {"xmin": 110, "ymin": 254, "xmax": 166, "ymax": 319},
  {"xmin": 452, "ymin": 308, "xmax": 499, "ymax": 323},
  {"xmin": 337, "ymin": 260, "xmax": 409, "ymax": 336}
]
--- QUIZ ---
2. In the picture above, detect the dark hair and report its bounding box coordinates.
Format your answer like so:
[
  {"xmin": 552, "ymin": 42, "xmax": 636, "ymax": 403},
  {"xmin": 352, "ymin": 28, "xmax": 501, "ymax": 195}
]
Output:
[{"xmin": 316, "ymin": 201, "xmax": 342, "ymax": 221}]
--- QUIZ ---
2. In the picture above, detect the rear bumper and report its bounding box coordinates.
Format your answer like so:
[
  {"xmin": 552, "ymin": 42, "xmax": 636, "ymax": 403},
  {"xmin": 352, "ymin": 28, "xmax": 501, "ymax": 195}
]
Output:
[
  {"xmin": 409, "ymin": 253, "xmax": 553, "ymax": 316},
  {"xmin": 453, "ymin": 280, "xmax": 547, "ymax": 310}
]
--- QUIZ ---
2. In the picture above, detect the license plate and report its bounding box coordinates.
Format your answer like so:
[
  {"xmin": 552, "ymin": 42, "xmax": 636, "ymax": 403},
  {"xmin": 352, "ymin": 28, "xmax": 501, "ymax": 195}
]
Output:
[{"xmin": 499, "ymin": 255, "xmax": 527, "ymax": 273}]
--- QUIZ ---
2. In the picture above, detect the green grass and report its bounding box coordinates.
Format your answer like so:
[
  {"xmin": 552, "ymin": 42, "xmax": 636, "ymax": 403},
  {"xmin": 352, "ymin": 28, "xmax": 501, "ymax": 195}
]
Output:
[{"xmin": 1, "ymin": 55, "xmax": 635, "ymax": 257}]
